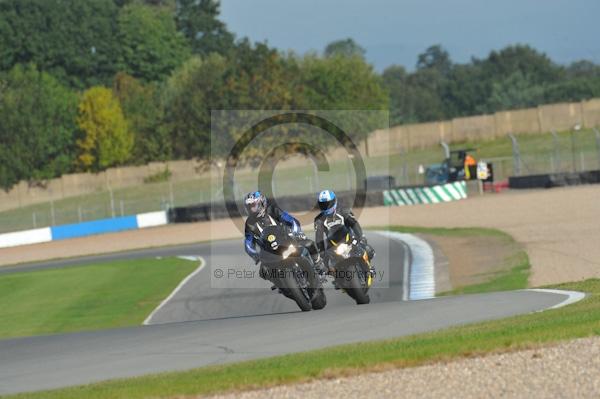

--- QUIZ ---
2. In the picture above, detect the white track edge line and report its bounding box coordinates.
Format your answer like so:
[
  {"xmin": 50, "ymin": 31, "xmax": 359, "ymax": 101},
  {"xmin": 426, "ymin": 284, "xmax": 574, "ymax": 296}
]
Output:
[
  {"xmin": 525, "ymin": 288, "xmax": 586, "ymax": 311},
  {"xmin": 374, "ymin": 230, "xmax": 435, "ymax": 301},
  {"xmin": 143, "ymin": 256, "xmax": 206, "ymax": 325},
  {"xmin": 399, "ymin": 240, "xmax": 410, "ymax": 301}
]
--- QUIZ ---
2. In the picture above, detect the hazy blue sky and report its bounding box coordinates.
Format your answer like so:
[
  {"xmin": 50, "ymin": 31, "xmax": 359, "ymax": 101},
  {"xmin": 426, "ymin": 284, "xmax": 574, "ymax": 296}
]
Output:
[{"xmin": 220, "ymin": 0, "xmax": 599, "ymax": 71}]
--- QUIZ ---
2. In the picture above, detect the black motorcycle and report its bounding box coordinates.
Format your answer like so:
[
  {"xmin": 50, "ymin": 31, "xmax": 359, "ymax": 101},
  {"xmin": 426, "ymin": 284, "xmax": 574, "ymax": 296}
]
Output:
[
  {"xmin": 325, "ymin": 225, "xmax": 373, "ymax": 305},
  {"xmin": 259, "ymin": 224, "xmax": 327, "ymax": 312}
]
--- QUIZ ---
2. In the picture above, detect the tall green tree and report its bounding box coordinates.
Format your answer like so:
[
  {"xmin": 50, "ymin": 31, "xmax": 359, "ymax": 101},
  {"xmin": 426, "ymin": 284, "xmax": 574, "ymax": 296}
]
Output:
[
  {"xmin": 299, "ymin": 54, "xmax": 389, "ymax": 141},
  {"xmin": 228, "ymin": 40, "xmax": 300, "ymax": 109},
  {"xmin": 416, "ymin": 44, "xmax": 452, "ymax": 76},
  {"xmin": 176, "ymin": 0, "xmax": 235, "ymax": 56},
  {"xmin": 382, "ymin": 65, "xmax": 408, "ymax": 124},
  {"xmin": 566, "ymin": 60, "xmax": 600, "ymax": 79},
  {"xmin": 483, "ymin": 71, "xmax": 546, "ymax": 111},
  {"xmin": 324, "ymin": 38, "xmax": 366, "ymax": 59},
  {"xmin": 300, "ymin": 54, "xmax": 387, "ymax": 110},
  {"xmin": 117, "ymin": 3, "xmax": 191, "ymax": 82},
  {"xmin": 478, "ymin": 45, "xmax": 563, "ymax": 86},
  {"xmin": 442, "ymin": 63, "xmax": 494, "ymax": 118},
  {"xmin": 543, "ymin": 77, "xmax": 600, "ymax": 103},
  {"xmin": 113, "ymin": 73, "xmax": 170, "ymax": 163},
  {"xmin": 382, "ymin": 65, "xmax": 432, "ymax": 125},
  {"xmin": 0, "ymin": 64, "xmax": 78, "ymax": 190},
  {"xmin": 161, "ymin": 54, "xmax": 229, "ymax": 159},
  {"xmin": 77, "ymin": 87, "xmax": 133, "ymax": 171},
  {"xmin": 383, "ymin": 44, "xmax": 589, "ymax": 123},
  {"xmin": 162, "ymin": 41, "xmax": 305, "ymax": 160},
  {"xmin": 383, "ymin": 45, "xmax": 453, "ymax": 124},
  {"xmin": 413, "ymin": 45, "xmax": 452, "ymax": 119},
  {"xmin": 0, "ymin": 0, "xmax": 120, "ymax": 88}
]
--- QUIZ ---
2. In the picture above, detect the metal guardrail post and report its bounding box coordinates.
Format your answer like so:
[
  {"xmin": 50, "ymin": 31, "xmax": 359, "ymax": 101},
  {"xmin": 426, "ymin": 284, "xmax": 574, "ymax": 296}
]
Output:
[
  {"xmin": 551, "ymin": 130, "xmax": 560, "ymax": 173},
  {"xmin": 440, "ymin": 140, "xmax": 450, "ymax": 160},
  {"xmin": 509, "ymin": 134, "xmax": 521, "ymax": 176},
  {"xmin": 108, "ymin": 188, "xmax": 115, "ymax": 218},
  {"xmin": 169, "ymin": 181, "xmax": 175, "ymax": 208},
  {"xmin": 50, "ymin": 200, "xmax": 56, "ymax": 226},
  {"xmin": 570, "ymin": 129, "xmax": 577, "ymax": 173},
  {"xmin": 594, "ymin": 128, "xmax": 600, "ymax": 170}
]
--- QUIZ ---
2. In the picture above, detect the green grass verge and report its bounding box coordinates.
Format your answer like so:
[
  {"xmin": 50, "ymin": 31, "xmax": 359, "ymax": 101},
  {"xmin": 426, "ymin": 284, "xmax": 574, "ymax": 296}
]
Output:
[
  {"xmin": 0, "ymin": 257, "xmax": 198, "ymax": 339},
  {"xmin": 387, "ymin": 225, "xmax": 515, "ymax": 239},
  {"xmin": 447, "ymin": 253, "xmax": 530, "ymax": 295},
  {"xmin": 5, "ymin": 279, "xmax": 598, "ymax": 399},
  {"xmin": 387, "ymin": 226, "xmax": 530, "ymax": 294}
]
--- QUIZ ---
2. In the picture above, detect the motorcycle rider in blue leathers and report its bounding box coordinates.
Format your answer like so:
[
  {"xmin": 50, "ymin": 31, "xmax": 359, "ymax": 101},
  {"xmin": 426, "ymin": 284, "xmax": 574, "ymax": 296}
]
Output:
[
  {"xmin": 313, "ymin": 190, "xmax": 375, "ymax": 273},
  {"xmin": 243, "ymin": 191, "xmax": 327, "ymax": 280}
]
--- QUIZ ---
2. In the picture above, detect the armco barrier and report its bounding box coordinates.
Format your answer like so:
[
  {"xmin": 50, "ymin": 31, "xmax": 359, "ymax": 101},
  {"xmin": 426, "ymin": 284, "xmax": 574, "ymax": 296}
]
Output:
[
  {"xmin": 383, "ymin": 181, "xmax": 468, "ymax": 206},
  {"xmin": 509, "ymin": 170, "xmax": 600, "ymax": 189},
  {"xmin": 0, "ymin": 211, "xmax": 168, "ymax": 249},
  {"xmin": 0, "ymin": 227, "xmax": 53, "ymax": 249},
  {"xmin": 51, "ymin": 216, "xmax": 139, "ymax": 241},
  {"xmin": 0, "ymin": 180, "xmax": 469, "ymax": 249},
  {"xmin": 168, "ymin": 191, "xmax": 385, "ymax": 223}
]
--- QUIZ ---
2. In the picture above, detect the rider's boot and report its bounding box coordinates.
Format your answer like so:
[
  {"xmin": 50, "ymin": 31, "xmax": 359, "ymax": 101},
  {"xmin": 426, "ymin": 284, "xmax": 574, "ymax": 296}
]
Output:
[
  {"xmin": 361, "ymin": 240, "xmax": 375, "ymax": 261},
  {"xmin": 361, "ymin": 240, "xmax": 377, "ymax": 278},
  {"xmin": 332, "ymin": 279, "xmax": 341, "ymax": 290},
  {"xmin": 259, "ymin": 263, "xmax": 279, "ymax": 291}
]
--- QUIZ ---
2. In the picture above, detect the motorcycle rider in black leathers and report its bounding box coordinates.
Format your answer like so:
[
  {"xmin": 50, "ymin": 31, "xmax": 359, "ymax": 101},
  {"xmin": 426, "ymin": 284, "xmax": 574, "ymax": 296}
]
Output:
[
  {"xmin": 313, "ymin": 190, "xmax": 375, "ymax": 273},
  {"xmin": 243, "ymin": 191, "xmax": 327, "ymax": 281}
]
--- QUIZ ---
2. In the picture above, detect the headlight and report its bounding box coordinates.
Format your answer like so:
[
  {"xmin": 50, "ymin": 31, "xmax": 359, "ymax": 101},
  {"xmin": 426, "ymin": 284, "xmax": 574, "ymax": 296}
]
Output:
[
  {"xmin": 335, "ymin": 243, "xmax": 351, "ymax": 258},
  {"xmin": 282, "ymin": 245, "xmax": 296, "ymax": 259}
]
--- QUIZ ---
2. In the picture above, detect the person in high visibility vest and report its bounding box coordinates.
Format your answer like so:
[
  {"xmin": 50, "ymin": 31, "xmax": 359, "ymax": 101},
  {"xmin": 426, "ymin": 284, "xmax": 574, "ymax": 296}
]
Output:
[{"xmin": 464, "ymin": 153, "xmax": 477, "ymax": 180}]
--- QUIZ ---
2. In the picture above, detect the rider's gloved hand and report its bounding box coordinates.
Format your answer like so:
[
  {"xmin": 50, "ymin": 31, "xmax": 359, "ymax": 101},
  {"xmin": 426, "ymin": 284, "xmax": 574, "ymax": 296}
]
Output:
[
  {"xmin": 294, "ymin": 231, "xmax": 307, "ymax": 240},
  {"xmin": 359, "ymin": 236, "xmax": 368, "ymax": 246}
]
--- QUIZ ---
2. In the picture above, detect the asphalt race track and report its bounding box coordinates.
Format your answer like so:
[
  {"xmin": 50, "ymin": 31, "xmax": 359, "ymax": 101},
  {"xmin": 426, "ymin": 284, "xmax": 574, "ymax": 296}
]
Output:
[{"xmin": 0, "ymin": 232, "xmax": 578, "ymax": 395}]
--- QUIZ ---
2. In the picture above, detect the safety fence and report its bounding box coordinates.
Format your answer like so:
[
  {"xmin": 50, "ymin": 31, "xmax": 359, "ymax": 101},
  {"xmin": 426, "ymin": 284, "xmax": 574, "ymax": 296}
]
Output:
[
  {"xmin": 3, "ymin": 99, "xmax": 600, "ymax": 214},
  {"xmin": 509, "ymin": 170, "xmax": 600, "ymax": 189},
  {"xmin": 168, "ymin": 190, "xmax": 386, "ymax": 223},
  {"xmin": 0, "ymin": 181, "xmax": 468, "ymax": 249}
]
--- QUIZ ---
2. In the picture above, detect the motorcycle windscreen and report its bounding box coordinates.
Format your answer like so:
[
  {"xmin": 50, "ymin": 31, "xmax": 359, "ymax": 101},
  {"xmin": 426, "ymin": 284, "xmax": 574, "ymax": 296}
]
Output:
[{"xmin": 327, "ymin": 224, "xmax": 353, "ymax": 246}]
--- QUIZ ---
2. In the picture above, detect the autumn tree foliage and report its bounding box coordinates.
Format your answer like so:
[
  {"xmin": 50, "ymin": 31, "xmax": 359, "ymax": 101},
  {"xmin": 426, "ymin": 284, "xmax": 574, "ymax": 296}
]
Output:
[{"xmin": 76, "ymin": 86, "xmax": 133, "ymax": 171}]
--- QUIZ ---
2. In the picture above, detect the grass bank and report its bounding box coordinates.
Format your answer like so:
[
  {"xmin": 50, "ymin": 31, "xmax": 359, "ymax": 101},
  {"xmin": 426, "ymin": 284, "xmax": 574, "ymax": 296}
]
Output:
[
  {"xmin": 0, "ymin": 257, "xmax": 198, "ymax": 339},
  {"xmin": 388, "ymin": 225, "xmax": 514, "ymax": 238},
  {"xmin": 388, "ymin": 226, "xmax": 530, "ymax": 294},
  {"xmin": 6, "ymin": 279, "xmax": 597, "ymax": 399}
]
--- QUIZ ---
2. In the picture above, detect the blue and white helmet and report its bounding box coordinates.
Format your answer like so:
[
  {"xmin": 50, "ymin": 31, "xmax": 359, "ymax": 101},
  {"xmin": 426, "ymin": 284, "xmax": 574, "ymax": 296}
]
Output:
[
  {"xmin": 244, "ymin": 191, "xmax": 267, "ymax": 217},
  {"xmin": 317, "ymin": 190, "xmax": 337, "ymax": 216}
]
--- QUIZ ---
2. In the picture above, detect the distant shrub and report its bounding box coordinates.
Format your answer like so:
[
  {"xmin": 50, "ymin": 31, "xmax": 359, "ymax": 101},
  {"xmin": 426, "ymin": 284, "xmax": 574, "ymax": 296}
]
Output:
[{"xmin": 143, "ymin": 167, "xmax": 172, "ymax": 184}]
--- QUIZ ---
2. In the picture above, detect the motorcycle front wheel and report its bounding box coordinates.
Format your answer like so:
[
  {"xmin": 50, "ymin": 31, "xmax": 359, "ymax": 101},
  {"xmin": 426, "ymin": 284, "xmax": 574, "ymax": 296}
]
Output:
[
  {"xmin": 343, "ymin": 264, "xmax": 370, "ymax": 305},
  {"xmin": 311, "ymin": 288, "xmax": 327, "ymax": 310},
  {"xmin": 282, "ymin": 269, "xmax": 312, "ymax": 312}
]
